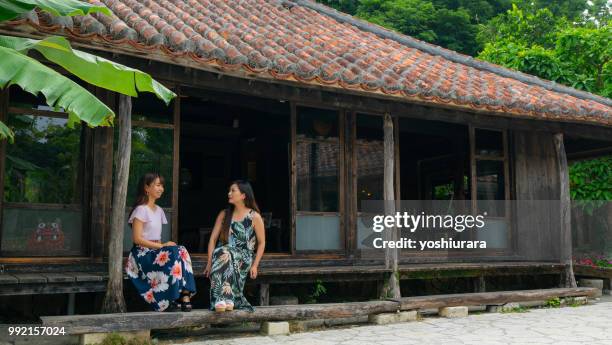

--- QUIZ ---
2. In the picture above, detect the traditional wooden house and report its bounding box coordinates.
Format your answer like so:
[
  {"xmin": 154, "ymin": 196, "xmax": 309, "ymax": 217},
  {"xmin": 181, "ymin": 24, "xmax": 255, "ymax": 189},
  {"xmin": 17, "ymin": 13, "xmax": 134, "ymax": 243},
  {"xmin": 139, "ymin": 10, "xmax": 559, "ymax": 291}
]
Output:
[{"xmin": 0, "ymin": 0, "xmax": 610, "ymax": 311}]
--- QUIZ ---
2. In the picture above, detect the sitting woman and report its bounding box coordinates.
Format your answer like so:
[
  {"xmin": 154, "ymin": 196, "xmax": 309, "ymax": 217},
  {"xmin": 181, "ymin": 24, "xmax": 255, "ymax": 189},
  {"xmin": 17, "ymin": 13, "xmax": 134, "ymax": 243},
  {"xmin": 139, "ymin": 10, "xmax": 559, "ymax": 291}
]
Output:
[
  {"xmin": 204, "ymin": 180, "xmax": 265, "ymax": 312},
  {"xmin": 125, "ymin": 172, "xmax": 196, "ymax": 312}
]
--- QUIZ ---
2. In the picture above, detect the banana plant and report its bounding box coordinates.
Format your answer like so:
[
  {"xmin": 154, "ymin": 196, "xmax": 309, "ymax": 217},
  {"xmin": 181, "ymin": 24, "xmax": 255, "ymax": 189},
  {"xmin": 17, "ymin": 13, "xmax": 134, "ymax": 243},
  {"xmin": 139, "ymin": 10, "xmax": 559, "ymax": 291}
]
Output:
[{"xmin": 0, "ymin": 0, "xmax": 176, "ymax": 142}]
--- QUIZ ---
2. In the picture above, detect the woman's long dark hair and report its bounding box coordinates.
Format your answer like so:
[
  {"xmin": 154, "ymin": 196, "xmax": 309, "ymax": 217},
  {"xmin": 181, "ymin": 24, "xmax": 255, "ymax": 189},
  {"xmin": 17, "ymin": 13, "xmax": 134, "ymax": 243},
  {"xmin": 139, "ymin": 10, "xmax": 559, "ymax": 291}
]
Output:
[
  {"xmin": 220, "ymin": 180, "xmax": 260, "ymax": 243},
  {"xmin": 128, "ymin": 172, "xmax": 165, "ymax": 225}
]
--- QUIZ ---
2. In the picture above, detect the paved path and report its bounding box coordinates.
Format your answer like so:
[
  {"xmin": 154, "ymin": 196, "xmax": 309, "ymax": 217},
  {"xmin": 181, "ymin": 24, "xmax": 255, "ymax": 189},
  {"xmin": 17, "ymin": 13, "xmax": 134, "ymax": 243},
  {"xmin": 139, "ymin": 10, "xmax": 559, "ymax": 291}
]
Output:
[{"xmin": 179, "ymin": 299, "xmax": 612, "ymax": 345}]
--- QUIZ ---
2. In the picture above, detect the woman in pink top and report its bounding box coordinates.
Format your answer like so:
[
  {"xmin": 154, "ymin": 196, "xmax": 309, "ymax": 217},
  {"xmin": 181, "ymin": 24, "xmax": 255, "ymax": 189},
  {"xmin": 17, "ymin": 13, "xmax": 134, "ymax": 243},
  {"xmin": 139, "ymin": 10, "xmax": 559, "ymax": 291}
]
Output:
[{"xmin": 125, "ymin": 173, "xmax": 196, "ymax": 312}]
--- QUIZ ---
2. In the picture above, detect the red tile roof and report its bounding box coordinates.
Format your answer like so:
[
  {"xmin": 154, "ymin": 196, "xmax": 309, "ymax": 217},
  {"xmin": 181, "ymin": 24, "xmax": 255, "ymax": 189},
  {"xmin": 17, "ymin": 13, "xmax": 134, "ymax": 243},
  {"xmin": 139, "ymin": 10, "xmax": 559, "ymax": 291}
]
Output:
[{"xmin": 3, "ymin": 0, "xmax": 611, "ymax": 126}]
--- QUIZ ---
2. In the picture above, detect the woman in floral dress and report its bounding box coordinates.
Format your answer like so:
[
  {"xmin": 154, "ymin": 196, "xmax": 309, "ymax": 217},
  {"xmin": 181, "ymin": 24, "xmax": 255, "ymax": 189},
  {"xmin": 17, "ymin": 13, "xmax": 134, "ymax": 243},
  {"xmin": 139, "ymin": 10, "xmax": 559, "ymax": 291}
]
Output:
[
  {"xmin": 125, "ymin": 172, "xmax": 196, "ymax": 312},
  {"xmin": 204, "ymin": 180, "xmax": 266, "ymax": 312}
]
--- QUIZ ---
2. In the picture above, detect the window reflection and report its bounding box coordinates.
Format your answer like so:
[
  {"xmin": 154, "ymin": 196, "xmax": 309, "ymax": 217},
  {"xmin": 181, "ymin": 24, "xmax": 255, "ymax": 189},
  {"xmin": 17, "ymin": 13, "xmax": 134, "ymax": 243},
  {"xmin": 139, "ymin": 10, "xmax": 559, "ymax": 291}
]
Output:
[
  {"xmin": 356, "ymin": 114, "xmax": 384, "ymax": 211},
  {"xmin": 296, "ymin": 107, "xmax": 339, "ymax": 212},
  {"xmin": 476, "ymin": 160, "xmax": 505, "ymax": 217}
]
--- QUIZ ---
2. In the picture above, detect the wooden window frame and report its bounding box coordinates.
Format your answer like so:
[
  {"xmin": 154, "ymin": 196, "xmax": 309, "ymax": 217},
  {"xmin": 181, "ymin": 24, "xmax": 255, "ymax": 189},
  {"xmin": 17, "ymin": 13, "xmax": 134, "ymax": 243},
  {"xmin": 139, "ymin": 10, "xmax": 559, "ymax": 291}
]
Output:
[
  {"xmin": 291, "ymin": 103, "xmax": 346, "ymax": 255},
  {"xmin": 468, "ymin": 125, "xmax": 513, "ymax": 256},
  {"xmin": 0, "ymin": 92, "xmax": 89, "ymax": 257}
]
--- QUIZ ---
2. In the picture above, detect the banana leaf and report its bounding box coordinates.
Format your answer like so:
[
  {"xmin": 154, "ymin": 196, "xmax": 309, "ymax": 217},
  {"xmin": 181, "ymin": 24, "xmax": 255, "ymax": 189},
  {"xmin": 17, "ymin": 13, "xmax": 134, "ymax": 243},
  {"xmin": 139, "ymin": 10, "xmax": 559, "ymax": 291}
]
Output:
[
  {"xmin": 0, "ymin": 45, "xmax": 114, "ymax": 134},
  {"xmin": 0, "ymin": 120, "xmax": 13, "ymax": 143},
  {"xmin": 0, "ymin": 35, "xmax": 176, "ymax": 105},
  {"xmin": 0, "ymin": 0, "xmax": 111, "ymax": 22}
]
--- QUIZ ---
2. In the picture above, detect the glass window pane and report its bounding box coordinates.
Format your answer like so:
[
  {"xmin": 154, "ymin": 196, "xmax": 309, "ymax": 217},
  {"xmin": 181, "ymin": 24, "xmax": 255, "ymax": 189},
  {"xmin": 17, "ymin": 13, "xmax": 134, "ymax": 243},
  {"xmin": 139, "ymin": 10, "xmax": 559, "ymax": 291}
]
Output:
[
  {"xmin": 475, "ymin": 129, "xmax": 503, "ymax": 157},
  {"xmin": 476, "ymin": 218, "xmax": 508, "ymax": 249},
  {"xmin": 132, "ymin": 93, "xmax": 174, "ymax": 124},
  {"xmin": 356, "ymin": 115, "xmax": 384, "ymax": 211},
  {"xmin": 476, "ymin": 160, "xmax": 505, "ymax": 217},
  {"xmin": 4, "ymin": 114, "xmax": 82, "ymax": 204},
  {"xmin": 1, "ymin": 207, "xmax": 83, "ymax": 255},
  {"xmin": 296, "ymin": 107, "xmax": 339, "ymax": 212},
  {"xmin": 296, "ymin": 215, "xmax": 341, "ymax": 250},
  {"xmin": 119, "ymin": 127, "xmax": 174, "ymax": 208}
]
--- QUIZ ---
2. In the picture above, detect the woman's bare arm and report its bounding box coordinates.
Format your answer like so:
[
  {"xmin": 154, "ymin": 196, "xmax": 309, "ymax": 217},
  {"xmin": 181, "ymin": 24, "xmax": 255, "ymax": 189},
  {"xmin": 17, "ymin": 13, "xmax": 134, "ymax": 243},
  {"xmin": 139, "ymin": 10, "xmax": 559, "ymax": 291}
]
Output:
[
  {"xmin": 250, "ymin": 212, "xmax": 266, "ymax": 278},
  {"xmin": 207, "ymin": 210, "xmax": 225, "ymax": 254}
]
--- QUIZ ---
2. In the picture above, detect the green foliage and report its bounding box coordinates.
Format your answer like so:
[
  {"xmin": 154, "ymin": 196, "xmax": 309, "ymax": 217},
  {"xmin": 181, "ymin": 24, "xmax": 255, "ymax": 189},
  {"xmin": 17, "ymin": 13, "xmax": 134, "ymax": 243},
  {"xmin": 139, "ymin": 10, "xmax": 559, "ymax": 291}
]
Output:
[
  {"xmin": 320, "ymin": 0, "xmax": 511, "ymax": 55},
  {"xmin": 356, "ymin": 0, "xmax": 438, "ymax": 42},
  {"xmin": 0, "ymin": 45, "xmax": 114, "ymax": 127},
  {"xmin": 569, "ymin": 156, "xmax": 612, "ymax": 214},
  {"xmin": 306, "ymin": 279, "xmax": 328, "ymax": 304},
  {"xmin": 318, "ymin": 0, "xmax": 359, "ymax": 14},
  {"xmin": 545, "ymin": 297, "xmax": 562, "ymax": 308},
  {"xmin": 477, "ymin": 6, "xmax": 610, "ymax": 98},
  {"xmin": 4, "ymin": 114, "xmax": 81, "ymax": 203},
  {"xmin": 555, "ymin": 26, "xmax": 611, "ymax": 95},
  {"xmin": 565, "ymin": 297, "xmax": 586, "ymax": 307},
  {"xmin": 513, "ymin": 0, "xmax": 589, "ymax": 21},
  {"xmin": 0, "ymin": 0, "xmax": 111, "ymax": 22},
  {"xmin": 478, "ymin": 5, "xmax": 567, "ymax": 48},
  {"xmin": 0, "ymin": 35, "xmax": 176, "ymax": 105},
  {"xmin": 431, "ymin": 7, "xmax": 478, "ymax": 55}
]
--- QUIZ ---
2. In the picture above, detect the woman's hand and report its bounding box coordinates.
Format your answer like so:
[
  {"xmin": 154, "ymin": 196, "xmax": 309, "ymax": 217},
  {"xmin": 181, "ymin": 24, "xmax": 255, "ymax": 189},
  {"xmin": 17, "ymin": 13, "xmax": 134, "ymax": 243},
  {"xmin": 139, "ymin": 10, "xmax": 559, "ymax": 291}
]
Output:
[
  {"xmin": 250, "ymin": 265, "xmax": 258, "ymax": 279},
  {"xmin": 162, "ymin": 241, "xmax": 177, "ymax": 247},
  {"xmin": 204, "ymin": 262, "xmax": 212, "ymax": 278}
]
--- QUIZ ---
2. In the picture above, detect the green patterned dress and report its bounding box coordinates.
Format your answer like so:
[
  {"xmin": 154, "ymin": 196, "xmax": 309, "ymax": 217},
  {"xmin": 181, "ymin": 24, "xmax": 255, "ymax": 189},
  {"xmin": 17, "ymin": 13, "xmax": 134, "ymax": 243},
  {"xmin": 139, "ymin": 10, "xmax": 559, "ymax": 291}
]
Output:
[{"xmin": 209, "ymin": 209, "xmax": 257, "ymax": 311}]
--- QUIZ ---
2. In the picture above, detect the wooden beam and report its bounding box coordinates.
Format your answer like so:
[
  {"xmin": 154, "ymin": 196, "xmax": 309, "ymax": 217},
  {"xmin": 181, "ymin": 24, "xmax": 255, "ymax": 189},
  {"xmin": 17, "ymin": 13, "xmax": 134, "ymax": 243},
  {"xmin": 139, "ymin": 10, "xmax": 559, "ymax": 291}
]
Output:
[
  {"xmin": 554, "ymin": 133, "xmax": 577, "ymax": 288},
  {"xmin": 567, "ymin": 146, "xmax": 612, "ymax": 161},
  {"xmin": 41, "ymin": 288, "xmax": 597, "ymax": 334},
  {"xmin": 42, "ymin": 300, "xmax": 400, "ymax": 334},
  {"xmin": 0, "ymin": 281, "xmax": 107, "ymax": 296},
  {"xmin": 398, "ymin": 287, "xmax": 598, "ymax": 310}
]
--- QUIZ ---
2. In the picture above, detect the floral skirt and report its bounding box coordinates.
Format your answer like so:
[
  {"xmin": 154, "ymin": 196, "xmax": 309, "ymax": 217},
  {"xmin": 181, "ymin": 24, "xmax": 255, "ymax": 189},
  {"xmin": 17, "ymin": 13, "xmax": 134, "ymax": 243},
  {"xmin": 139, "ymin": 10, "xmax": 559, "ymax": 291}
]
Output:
[
  {"xmin": 125, "ymin": 244, "xmax": 196, "ymax": 311},
  {"xmin": 209, "ymin": 244, "xmax": 254, "ymax": 312}
]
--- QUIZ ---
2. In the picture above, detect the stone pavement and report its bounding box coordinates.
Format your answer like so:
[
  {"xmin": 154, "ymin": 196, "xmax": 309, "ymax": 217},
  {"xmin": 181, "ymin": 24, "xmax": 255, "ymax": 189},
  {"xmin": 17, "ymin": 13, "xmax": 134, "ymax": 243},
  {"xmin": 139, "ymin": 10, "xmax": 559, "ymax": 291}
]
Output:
[{"xmin": 178, "ymin": 298, "xmax": 612, "ymax": 345}]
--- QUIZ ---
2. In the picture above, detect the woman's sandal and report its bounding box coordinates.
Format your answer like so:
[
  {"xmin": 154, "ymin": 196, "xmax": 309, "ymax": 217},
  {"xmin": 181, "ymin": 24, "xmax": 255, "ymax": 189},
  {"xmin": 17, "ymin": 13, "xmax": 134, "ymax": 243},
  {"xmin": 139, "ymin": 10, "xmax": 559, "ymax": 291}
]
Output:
[
  {"xmin": 180, "ymin": 292, "xmax": 193, "ymax": 312},
  {"xmin": 164, "ymin": 301, "xmax": 181, "ymax": 312},
  {"xmin": 225, "ymin": 300, "xmax": 234, "ymax": 311},
  {"xmin": 214, "ymin": 300, "xmax": 226, "ymax": 312}
]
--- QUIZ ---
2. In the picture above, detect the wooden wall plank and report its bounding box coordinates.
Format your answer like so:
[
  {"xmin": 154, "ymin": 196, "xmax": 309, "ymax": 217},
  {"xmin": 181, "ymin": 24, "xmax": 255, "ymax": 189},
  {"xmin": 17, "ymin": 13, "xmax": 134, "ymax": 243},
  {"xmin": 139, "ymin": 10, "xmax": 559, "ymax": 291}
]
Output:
[{"xmin": 513, "ymin": 130, "xmax": 562, "ymax": 261}]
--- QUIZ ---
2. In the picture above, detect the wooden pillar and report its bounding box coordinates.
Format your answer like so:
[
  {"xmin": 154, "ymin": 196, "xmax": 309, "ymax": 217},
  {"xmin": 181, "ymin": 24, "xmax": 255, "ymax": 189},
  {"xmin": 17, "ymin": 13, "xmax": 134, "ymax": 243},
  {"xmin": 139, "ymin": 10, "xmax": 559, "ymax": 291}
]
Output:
[
  {"xmin": 102, "ymin": 94, "xmax": 131, "ymax": 313},
  {"xmin": 380, "ymin": 113, "xmax": 401, "ymax": 300},
  {"xmin": 474, "ymin": 276, "xmax": 486, "ymax": 293},
  {"xmin": 259, "ymin": 283, "xmax": 270, "ymax": 306},
  {"xmin": 67, "ymin": 293, "xmax": 76, "ymax": 315},
  {"xmin": 554, "ymin": 133, "xmax": 577, "ymax": 288}
]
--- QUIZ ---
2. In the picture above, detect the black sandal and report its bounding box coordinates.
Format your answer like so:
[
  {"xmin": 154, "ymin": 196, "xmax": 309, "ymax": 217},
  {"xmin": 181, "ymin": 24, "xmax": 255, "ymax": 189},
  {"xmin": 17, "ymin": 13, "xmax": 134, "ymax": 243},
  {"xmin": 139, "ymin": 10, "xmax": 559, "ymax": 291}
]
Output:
[
  {"xmin": 180, "ymin": 291, "xmax": 192, "ymax": 312},
  {"xmin": 164, "ymin": 301, "xmax": 181, "ymax": 312}
]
